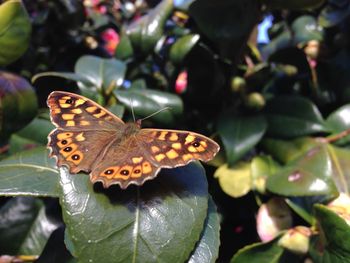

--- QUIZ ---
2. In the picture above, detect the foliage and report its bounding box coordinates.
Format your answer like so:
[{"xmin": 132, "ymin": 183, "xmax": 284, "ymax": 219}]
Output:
[{"xmin": 1, "ymin": 0, "xmax": 350, "ymax": 262}]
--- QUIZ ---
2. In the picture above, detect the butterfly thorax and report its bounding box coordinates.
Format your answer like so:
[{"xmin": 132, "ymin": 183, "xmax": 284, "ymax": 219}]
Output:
[{"xmin": 123, "ymin": 122, "xmax": 141, "ymax": 137}]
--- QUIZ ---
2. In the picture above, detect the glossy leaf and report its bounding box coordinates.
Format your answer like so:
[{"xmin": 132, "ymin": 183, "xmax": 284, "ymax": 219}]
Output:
[
  {"xmin": 0, "ymin": 147, "xmax": 60, "ymax": 197},
  {"xmin": 114, "ymin": 88, "xmax": 183, "ymax": 124},
  {"xmin": 262, "ymin": 0, "xmax": 324, "ymax": 9},
  {"xmin": 125, "ymin": 0, "xmax": 173, "ymax": 54},
  {"xmin": 169, "ymin": 34, "xmax": 200, "ymax": 65},
  {"xmin": 265, "ymin": 96, "xmax": 327, "ymax": 138},
  {"xmin": 0, "ymin": 197, "xmax": 59, "ymax": 254},
  {"xmin": 189, "ymin": 0, "xmax": 259, "ymax": 59},
  {"xmin": 0, "ymin": 0, "xmax": 31, "ymax": 66},
  {"xmin": 0, "ymin": 71, "xmax": 38, "ymax": 143},
  {"xmin": 217, "ymin": 114, "xmax": 267, "ymax": 165},
  {"xmin": 326, "ymin": 104, "xmax": 350, "ymax": 144},
  {"xmin": 231, "ymin": 236, "xmax": 284, "ymax": 263},
  {"xmin": 115, "ymin": 33, "xmax": 134, "ymax": 60},
  {"xmin": 312, "ymin": 205, "xmax": 350, "ymax": 262},
  {"xmin": 59, "ymin": 162, "xmax": 208, "ymax": 263},
  {"xmin": 266, "ymin": 144, "xmax": 338, "ymax": 196},
  {"xmin": 214, "ymin": 163, "xmax": 251, "ymax": 198},
  {"xmin": 74, "ymin": 55, "xmax": 127, "ymax": 92},
  {"xmin": 188, "ymin": 197, "xmax": 220, "ymax": 263}
]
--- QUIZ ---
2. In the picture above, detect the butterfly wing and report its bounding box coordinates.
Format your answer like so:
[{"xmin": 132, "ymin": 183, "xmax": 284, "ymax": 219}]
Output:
[
  {"xmin": 90, "ymin": 128, "xmax": 220, "ymax": 189},
  {"xmin": 138, "ymin": 129, "xmax": 220, "ymax": 167},
  {"xmin": 47, "ymin": 91, "xmax": 124, "ymax": 173}
]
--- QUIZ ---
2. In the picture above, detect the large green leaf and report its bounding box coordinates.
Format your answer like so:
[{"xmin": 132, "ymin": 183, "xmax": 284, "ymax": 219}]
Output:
[
  {"xmin": 0, "ymin": 147, "xmax": 60, "ymax": 197},
  {"xmin": 0, "ymin": 197, "xmax": 59, "ymax": 255},
  {"xmin": 311, "ymin": 205, "xmax": 350, "ymax": 263},
  {"xmin": 16, "ymin": 117, "xmax": 55, "ymax": 145},
  {"xmin": 0, "ymin": 0, "xmax": 31, "ymax": 66},
  {"xmin": 265, "ymin": 96, "xmax": 327, "ymax": 138},
  {"xmin": 267, "ymin": 143, "xmax": 339, "ymax": 196},
  {"xmin": 114, "ymin": 88, "xmax": 183, "ymax": 124},
  {"xmin": 217, "ymin": 114, "xmax": 267, "ymax": 166},
  {"xmin": 0, "ymin": 71, "xmax": 38, "ymax": 143},
  {"xmin": 169, "ymin": 34, "xmax": 200, "ymax": 65},
  {"xmin": 188, "ymin": 197, "xmax": 220, "ymax": 263},
  {"xmin": 59, "ymin": 162, "xmax": 208, "ymax": 263},
  {"xmin": 74, "ymin": 55, "xmax": 127, "ymax": 92},
  {"xmin": 326, "ymin": 104, "xmax": 350, "ymax": 144}
]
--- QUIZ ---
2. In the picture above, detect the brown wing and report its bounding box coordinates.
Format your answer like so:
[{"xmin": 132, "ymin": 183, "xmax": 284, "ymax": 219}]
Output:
[
  {"xmin": 47, "ymin": 91, "xmax": 123, "ymax": 173},
  {"xmin": 90, "ymin": 136, "xmax": 159, "ymax": 189},
  {"xmin": 138, "ymin": 129, "xmax": 220, "ymax": 168},
  {"xmin": 90, "ymin": 128, "xmax": 220, "ymax": 189}
]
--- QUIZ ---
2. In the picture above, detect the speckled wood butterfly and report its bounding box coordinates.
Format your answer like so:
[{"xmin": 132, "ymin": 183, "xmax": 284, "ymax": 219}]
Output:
[{"xmin": 47, "ymin": 91, "xmax": 220, "ymax": 189}]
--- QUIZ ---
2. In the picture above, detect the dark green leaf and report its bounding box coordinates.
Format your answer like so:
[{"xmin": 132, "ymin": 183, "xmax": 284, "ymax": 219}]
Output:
[
  {"xmin": 126, "ymin": 0, "xmax": 173, "ymax": 54},
  {"xmin": 115, "ymin": 33, "xmax": 134, "ymax": 60},
  {"xmin": 265, "ymin": 96, "xmax": 327, "ymax": 138},
  {"xmin": 189, "ymin": 0, "xmax": 259, "ymax": 59},
  {"xmin": 326, "ymin": 104, "xmax": 350, "ymax": 144},
  {"xmin": 217, "ymin": 114, "xmax": 267, "ymax": 166},
  {"xmin": 0, "ymin": 71, "xmax": 38, "ymax": 143},
  {"xmin": 0, "ymin": 147, "xmax": 60, "ymax": 197},
  {"xmin": 262, "ymin": 0, "xmax": 324, "ymax": 9},
  {"xmin": 266, "ymin": 144, "xmax": 338, "ymax": 196},
  {"xmin": 74, "ymin": 55, "xmax": 127, "ymax": 92},
  {"xmin": 188, "ymin": 196, "xmax": 220, "ymax": 263},
  {"xmin": 0, "ymin": 197, "xmax": 59, "ymax": 254},
  {"xmin": 318, "ymin": 2, "xmax": 350, "ymax": 28},
  {"xmin": 0, "ymin": 0, "xmax": 31, "ymax": 66},
  {"xmin": 291, "ymin": 15, "xmax": 324, "ymax": 45},
  {"xmin": 312, "ymin": 205, "xmax": 350, "ymax": 262},
  {"xmin": 59, "ymin": 162, "xmax": 208, "ymax": 263},
  {"xmin": 169, "ymin": 34, "xmax": 200, "ymax": 65},
  {"xmin": 16, "ymin": 117, "xmax": 55, "ymax": 145},
  {"xmin": 114, "ymin": 88, "xmax": 183, "ymax": 124}
]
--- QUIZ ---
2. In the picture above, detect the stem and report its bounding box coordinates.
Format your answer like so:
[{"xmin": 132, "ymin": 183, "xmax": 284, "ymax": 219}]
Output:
[{"xmin": 323, "ymin": 128, "xmax": 350, "ymax": 143}]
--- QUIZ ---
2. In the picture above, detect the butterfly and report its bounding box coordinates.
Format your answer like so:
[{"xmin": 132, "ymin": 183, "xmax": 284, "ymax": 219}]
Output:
[{"xmin": 47, "ymin": 91, "xmax": 220, "ymax": 189}]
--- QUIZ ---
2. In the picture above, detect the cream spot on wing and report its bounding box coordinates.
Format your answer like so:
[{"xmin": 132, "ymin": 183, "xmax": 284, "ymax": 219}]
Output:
[
  {"xmin": 158, "ymin": 131, "xmax": 168, "ymax": 140},
  {"xmin": 132, "ymin": 157, "xmax": 143, "ymax": 164},
  {"xmin": 185, "ymin": 135, "xmax": 196, "ymax": 144},
  {"xmin": 66, "ymin": 120, "xmax": 75, "ymax": 127},
  {"xmin": 155, "ymin": 153, "xmax": 166, "ymax": 162},
  {"xmin": 166, "ymin": 149, "xmax": 179, "ymax": 159},
  {"xmin": 172, "ymin": 143, "xmax": 182, "ymax": 150},
  {"xmin": 169, "ymin": 133, "xmax": 179, "ymax": 141},
  {"xmin": 183, "ymin": 154, "xmax": 193, "ymax": 162},
  {"xmin": 142, "ymin": 162, "xmax": 152, "ymax": 174},
  {"xmin": 86, "ymin": 106, "xmax": 97, "ymax": 113},
  {"xmin": 76, "ymin": 132, "xmax": 85, "ymax": 141},
  {"xmin": 71, "ymin": 108, "xmax": 83, "ymax": 114},
  {"xmin": 75, "ymin": 99, "xmax": 85, "ymax": 106},
  {"xmin": 93, "ymin": 111, "xmax": 106, "ymax": 118},
  {"xmin": 57, "ymin": 132, "xmax": 73, "ymax": 140},
  {"xmin": 80, "ymin": 120, "xmax": 90, "ymax": 126},
  {"xmin": 62, "ymin": 114, "xmax": 75, "ymax": 120},
  {"xmin": 151, "ymin": 146, "xmax": 160, "ymax": 153}
]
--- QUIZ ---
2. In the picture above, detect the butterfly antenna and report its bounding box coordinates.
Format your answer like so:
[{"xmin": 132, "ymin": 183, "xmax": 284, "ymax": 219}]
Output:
[
  {"xmin": 130, "ymin": 98, "xmax": 136, "ymax": 122},
  {"xmin": 139, "ymin": 107, "xmax": 172, "ymax": 122}
]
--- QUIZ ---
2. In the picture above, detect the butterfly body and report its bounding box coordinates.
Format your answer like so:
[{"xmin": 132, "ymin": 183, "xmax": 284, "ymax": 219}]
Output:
[{"xmin": 47, "ymin": 91, "xmax": 220, "ymax": 189}]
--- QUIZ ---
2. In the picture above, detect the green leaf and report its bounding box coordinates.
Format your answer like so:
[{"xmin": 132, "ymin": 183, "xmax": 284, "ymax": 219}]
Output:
[
  {"xmin": 169, "ymin": 34, "xmax": 200, "ymax": 65},
  {"xmin": 261, "ymin": 137, "xmax": 318, "ymax": 164},
  {"xmin": 74, "ymin": 55, "xmax": 127, "ymax": 92},
  {"xmin": 0, "ymin": 71, "xmax": 38, "ymax": 143},
  {"xmin": 189, "ymin": 0, "xmax": 259, "ymax": 59},
  {"xmin": 31, "ymin": 72, "xmax": 94, "ymax": 87},
  {"xmin": 326, "ymin": 104, "xmax": 350, "ymax": 144},
  {"xmin": 0, "ymin": 197, "xmax": 59, "ymax": 254},
  {"xmin": 291, "ymin": 15, "xmax": 324, "ymax": 45},
  {"xmin": 214, "ymin": 163, "xmax": 252, "ymax": 198},
  {"xmin": 231, "ymin": 236, "xmax": 284, "ymax": 263},
  {"xmin": 217, "ymin": 114, "xmax": 267, "ymax": 166},
  {"xmin": 115, "ymin": 33, "xmax": 134, "ymax": 60},
  {"xmin": 262, "ymin": 0, "xmax": 324, "ymax": 9},
  {"xmin": 266, "ymin": 144, "xmax": 338, "ymax": 196},
  {"xmin": 59, "ymin": 162, "xmax": 208, "ymax": 263},
  {"xmin": 125, "ymin": 0, "xmax": 173, "ymax": 54},
  {"xmin": 16, "ymin": 117, "xmax": 55, "ymax": 145},
  {"xmin": 265, "ymin": 96, "xmax": 327, "ymax": 138},
  {"xmin": 114, "ymin": 88, "xmax": 183, "ymax": 124},
  {"xmin": 0, "ymin": 0, "xmax": 31, "ymax": 66},
  {"xmin": 0, "ymin": 147, "xmax": 60, "ymax": 197},
  {"xmin": 188, "ymin": 196, "xmax": 220, "ymax": 263},
  {"xmin": 312, "ymin": 205, "xmax": 350, "ymax": 262}
]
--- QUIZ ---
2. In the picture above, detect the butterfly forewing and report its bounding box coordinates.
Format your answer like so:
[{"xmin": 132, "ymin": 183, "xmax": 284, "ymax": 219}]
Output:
[{"xmin": 47, "ymin": 91, "xmax": 124, "ymax": 130}]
